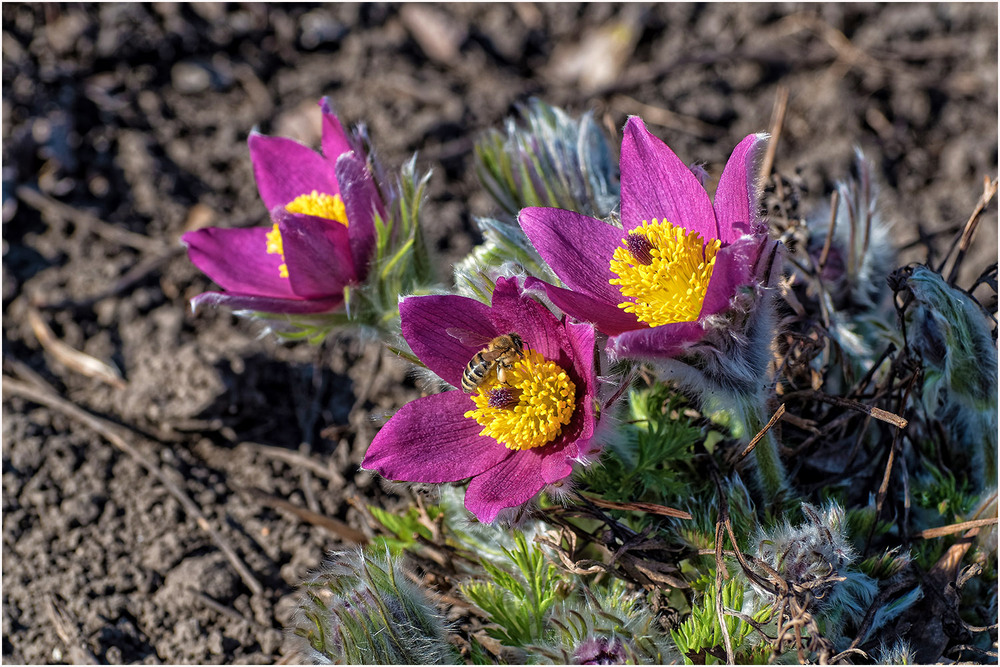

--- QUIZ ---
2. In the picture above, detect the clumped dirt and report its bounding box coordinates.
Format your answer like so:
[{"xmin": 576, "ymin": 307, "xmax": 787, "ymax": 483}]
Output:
[{"xmin": 2, "ymin": 4, "xmax": 997, "ymax": 664}]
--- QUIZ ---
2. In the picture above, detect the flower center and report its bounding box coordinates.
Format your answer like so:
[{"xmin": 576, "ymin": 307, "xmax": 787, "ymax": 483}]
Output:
[
  {"xmin": 464, "ymin": 349, "xmax": 576, "ymax": 451},
  {"xmin": 286, "ymin": 191, "xmax": 349, "ymax": 226},
  {"xmin": 264, "ymin": 192, "xmax": 350, "ymax": 278},
  {"xmin": 608, "ymin": 219, "xmax": 721, "ymax": 326}
]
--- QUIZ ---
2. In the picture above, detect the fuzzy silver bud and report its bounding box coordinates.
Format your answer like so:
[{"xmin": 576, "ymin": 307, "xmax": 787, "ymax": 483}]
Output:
[{"xmin": 289, "ymin": 548, "xmax": 457, "ymax": 665}]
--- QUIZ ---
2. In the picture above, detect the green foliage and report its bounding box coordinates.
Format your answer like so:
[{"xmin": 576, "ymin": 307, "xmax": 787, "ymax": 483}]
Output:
[
  {"xmin": 473, "ymin": 98, "xmax": 618, "ymax": 220},
  {"xmin": 460, "ymin": 532, "xmax": 566, "ymax": 646},
  {"xmin": 368, "ymin": 504, "xmax": 442, "ymax": 553},
  {"xmin": 671, "ymin": 575, "xmax": 772, "ymax": 665},
  {"xmin": 581, "ymin": 383, "xmax": 706, "ymax": 507},
  {"xmin": 912, "ymin": 463, "xmax": 978, "ymax": 520}
]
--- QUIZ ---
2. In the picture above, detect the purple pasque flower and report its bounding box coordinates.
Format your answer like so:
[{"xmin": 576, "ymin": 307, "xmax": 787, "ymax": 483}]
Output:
[
  {"xmin": 362, "ymin": 277, "xmax": 598, "ymax": 523},
  {"xmin": 183, "ymin": 98, "xmax": 383, "ymax": 314},
  {"xmin": 518, "ymin": 116, "xmax": 771, "ymax": 359}
]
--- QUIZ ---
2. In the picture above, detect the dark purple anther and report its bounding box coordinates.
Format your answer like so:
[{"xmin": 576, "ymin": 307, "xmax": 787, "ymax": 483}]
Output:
[
  {"xmin": 487, "ymin": 387, "xmax": 519, "ymax": 409},
  {"xmin": 626, "ymin": 233, "xmax": 655, "ymax": 265}
]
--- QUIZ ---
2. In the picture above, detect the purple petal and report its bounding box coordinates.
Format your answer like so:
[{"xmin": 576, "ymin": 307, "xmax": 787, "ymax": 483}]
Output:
[
  {"xmin": 464, "ymin": 448, "xmax": 547, "ymax": 522},
  {"xmin": 563, "ymin": 318, "xmax": 598, "ymax": 440},
  {"xmin": 713, "ymin": 133, "xmax": 768, "ymax": 244},
  {"xmin": 276, "ymin": 209, "xmax": 355, "ymax": 299},
  {"xmin": 487, "ymin": 277, "xmax": 567, "ymax": 361},
  {"xmin": 183, "ymin": 226, "xmax": 296, "ymax": 298},
  {"xmin": 335, "ymin": 152, "xmax": 381, "ymax": 280},
  {"xmin": 362, "ymin": 392, "xmax": 512, "ymax": 482},
  {"xmin": 607, "ymin": 320, "xmax": 706, "ymax": 360},
  {"xmin": 620, "ymin": 116, "xmax": 718, "ymax": 240},
  {"xmin": 523, "ymin": 277, "xmax": 641, "ymax": 337},
  {"xmin": 400, "ymin": 294, "xmax": 497, "ymax": 388},
  {"xmin": 319, "ymin": 98, "xmax": 353, "ymax": 162},
  {"xmin": 539, "ymin": 448, "xmax": 575, "ymax": 484},
  {"xmin": 518, "ymin": 207, "xmax": 625, "ymax": 305},
  {"xmin": 248, "ymin": 133, "xmax": 338, "ymax": 211},
  {"xmin": 699, "ymin": 235, "xmax": 762, "ymax": 317},
  {"xmin": 190, "ymin": 291, "xmax": 342, "ymax": 315}
]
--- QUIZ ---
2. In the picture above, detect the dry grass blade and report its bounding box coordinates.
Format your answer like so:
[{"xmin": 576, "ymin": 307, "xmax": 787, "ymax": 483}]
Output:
[
  {"xmin": 792, "ymin": 390, "xmax": 908, "ymax": 428},
  {"xmin": 45, "ymin": 594, "xmax": 98, "ymax": 664},
  {"xmin": 758, "ymin": 84, "xmax": 789, "ymax": 191},
  {"xmin": 611, "ymin": 94, "xmax": 725, "ymax": 138},
  {"xmin": 917, "ymin": 517, "xmax": 998, "ymax": 539},
  {"xmin": 714, "ymin": 521, "xmax": 735, "ymax": 664},
  {"xmin": 580, "ymin": 494, "xmax": 693, "ymax": 519},
  {"xmin": 247, "ymin": 487, "xmax": 367, "ymax": 545},
  {"xmin": 16, "ymin": 185, "xmax": 166, "ymax": 254},
  {"xmin": 942, "ymin": 175, "xmax": 998, "ymax": 284},
  {"xmin": 738, "ymin": 403, "xmax": 786, "ymax": 461},
  {"xmin": 27, "ymin": 307, "xmax": 127, "ymax": 389},
  {"xmin": 2, "ymin": 376, "xmax": 264, "ymax": 597},
  {"xmin": 817, "ymin": 190, "xmax": 839, "ymax": 269}
]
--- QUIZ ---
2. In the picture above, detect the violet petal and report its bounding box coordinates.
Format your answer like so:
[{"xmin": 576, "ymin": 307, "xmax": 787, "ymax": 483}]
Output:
[
  {"xmin": 276, "ymin": 209, "xmax": 355, "ymax": 299},
  {"xmin": 248, "ymin": 133, "xmax": 339, "ymax": 211},
  {"xmin": 335, "ymin": 152, "xmax": 380, "ymax": 280},
  {"xmin": 362, "ymin": 392, "xmax": 512, "ymax": 482},
  {"xmin": 699, "ymin": 234, "xmax": 762, "ymax": 318},
  {"xmin": 182, "ymin": 226, "xmax": 296, "ymax": 298},
  {"xmin": 607, "ymin": 320, "xmax": 706, "ymax": 360},
  {"xmin": 620, "ymin": 116, "xmax": 719, "ymax": 240},
  {"xmin": 523, "ymin": 277, "xmax": 641, "ymax": 337},
  {"xmin": 518, "ymin": 207, "xmax": 626, "ymax": 306},
  {"xmin": 400, "ymin": 294, "xmax": 497, "ymax": 389},
  {"xmin": 190, "ymin": 291, "xmax": 342, "ymax": 315},
  {"xmin": 713, "ymin": 133, "xmax": 768, "ymax": 244},
  {"xmin": 319, "ymin": 99, "xmax": 353, "ymax": 162},
  {"xmin": 464, "ymin": 448, "xmax": 547, "ymax": 522},
  {"xmin": 487, "ymin": 277, "xmax": 567, "ymax": 361}
]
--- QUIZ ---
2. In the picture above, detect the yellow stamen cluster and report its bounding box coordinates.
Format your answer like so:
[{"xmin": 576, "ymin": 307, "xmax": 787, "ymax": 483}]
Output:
[
  {"xmin": 609, "ymin": 219, "xmax": 720, "ymax": 326},
  {"xmin": 264, "ymin": 191, "xmax": 350, "ymax": 279},
  {"xmin": 265, "ymin": 223, "xmax": 289, "ymax": 278},
  {"xmin": 464, "ymin": 349, "xmax": 576, "ymax": 451},
  {"xmin": 286, "ymin": 190, "xmax": 349, "ymax": 226}
]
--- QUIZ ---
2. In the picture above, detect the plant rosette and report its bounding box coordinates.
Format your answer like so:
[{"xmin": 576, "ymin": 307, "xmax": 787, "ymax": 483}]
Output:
[
  {"xmin": 363, "ymin": 277, "xmax": 599, "ymax": 523},
  {"xmin": 183, "ymin": 98, "xmax": 384, "ymax": 315},
  {"xmin": 518, "ymin": 116, "xmax": 775, "ymax": 360}
]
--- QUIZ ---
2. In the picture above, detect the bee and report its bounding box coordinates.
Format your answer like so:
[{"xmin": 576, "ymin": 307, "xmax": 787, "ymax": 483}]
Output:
[{"xmin": 449, "ymin": 329, "xmax": 525, "ymax": 393}]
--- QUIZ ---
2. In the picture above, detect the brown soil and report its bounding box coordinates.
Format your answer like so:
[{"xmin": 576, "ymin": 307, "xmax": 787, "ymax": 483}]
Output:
[{"xmin": 3, "ymin": 3, "xmax": 996, "ymax": 663}]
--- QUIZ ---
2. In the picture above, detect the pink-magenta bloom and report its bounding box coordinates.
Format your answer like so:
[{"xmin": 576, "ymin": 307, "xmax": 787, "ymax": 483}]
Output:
[
  {"xmin": 183, "ymin": 99, "xmax": 383, "ymax": 314},
  {"xmin": 518, "ymin": 116, "xmax": 772, "ymax": 359},
  {"xmin": 362, "ymin": 277, "xmax": 599, "ymax": 523}
]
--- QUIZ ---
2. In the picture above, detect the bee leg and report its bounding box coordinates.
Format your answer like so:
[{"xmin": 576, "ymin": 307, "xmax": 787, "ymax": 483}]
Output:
[{"xmin": 496, "ymin": 366, "xmax": 507, "ymax": 385}]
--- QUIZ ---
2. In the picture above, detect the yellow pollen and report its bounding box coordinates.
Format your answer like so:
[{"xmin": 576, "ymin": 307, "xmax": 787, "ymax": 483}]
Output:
[
  {"xmin": 285, "ymin": 190, "xmax": 349, "ymax": 227},
  {"xmin": 464, "ymin": 349, "xmax": 576, "ymax": 451},
  {"xmin": 265, "ymin": 223, "xmax": 289, "ymax": 278},
  {"xmin": 608, "ymin": 219, "xmax": 720, "ymax": 326}
]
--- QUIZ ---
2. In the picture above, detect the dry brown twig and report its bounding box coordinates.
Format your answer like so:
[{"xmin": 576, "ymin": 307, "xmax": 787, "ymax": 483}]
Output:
[
  {"xmin": 758, "ymin": 85, "xmax": 789, "ymax": 192},
  {"xmin": 738, "ymin": 403, "xmax": 786, "ymax": 462},
  {"xmin": 941, "ymin": 175, "xmax": 998, "ymax": 284},
  {"xmin": 45, "ymin": 594, "xmax": 98, "ymax": 665},
  {"xmin": 26, "ymin": 307, "xmax": 127, "ymax": 389},
  {"xmin": 246, "ymin": 487, "xmax": 367, "ymax": 545}
]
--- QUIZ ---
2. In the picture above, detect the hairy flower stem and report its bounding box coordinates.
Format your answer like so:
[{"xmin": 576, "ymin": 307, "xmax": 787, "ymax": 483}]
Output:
[
  {"xmin": 749, "ymin": 426, "xmax": 787, "ymax": 510},
  {"xmin": 716, "ymin": 392, "xmax": 788, "ymax": 510}
]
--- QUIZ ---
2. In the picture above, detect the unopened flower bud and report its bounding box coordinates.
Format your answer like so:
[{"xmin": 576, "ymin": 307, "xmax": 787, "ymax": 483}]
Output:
[{"xmin": 289, "ymin": 548, "xmax": 457, "ymax": 665}]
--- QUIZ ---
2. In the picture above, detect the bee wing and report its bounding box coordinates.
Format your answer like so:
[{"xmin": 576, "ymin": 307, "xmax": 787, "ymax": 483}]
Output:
[{"xmin": 446, "ymin": 327, "xmax": 493, "ymax": 347}]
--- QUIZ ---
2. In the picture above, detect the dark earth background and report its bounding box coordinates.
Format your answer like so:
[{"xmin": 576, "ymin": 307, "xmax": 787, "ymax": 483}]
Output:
[{"xmin": 2, "ymin": 3, "xmax": 997, "ymax": 664}]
